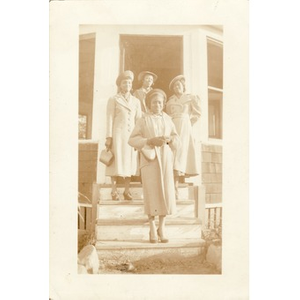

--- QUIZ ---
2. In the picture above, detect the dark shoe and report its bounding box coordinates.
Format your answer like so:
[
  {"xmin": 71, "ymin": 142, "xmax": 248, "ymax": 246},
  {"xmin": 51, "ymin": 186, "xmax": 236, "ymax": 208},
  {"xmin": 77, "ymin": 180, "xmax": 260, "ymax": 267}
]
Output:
[
  {"xmin": 157, "ymin": 229, "xmax": 169, "ymax": 243},
  {"xmin": 111, "ymin": 191, "xmax": 119, "ymax": 200},
  {"xmin": 149, "ymin": 232, "xmax": 158, "ymax": 244},
  {"xmin": 123, "ymin": 191, "xmax": 133, "ymax": 200}
]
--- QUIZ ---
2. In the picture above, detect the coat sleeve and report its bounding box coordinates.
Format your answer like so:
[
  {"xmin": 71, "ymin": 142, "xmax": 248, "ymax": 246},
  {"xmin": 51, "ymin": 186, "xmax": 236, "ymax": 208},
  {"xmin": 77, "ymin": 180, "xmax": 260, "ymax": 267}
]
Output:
[
  {"xmin": 128, "ymin": 118, "xmax": 148, "ymax": 150},
  {"xmin": 190, "ymin": 95, "xmax": 201, "ymax": 119},
  {"xmin": 165, "ymin": 98, "xmax": 172, "ymax": 115},
  {"xmin": 133, "ymin": 90, "xmax": 139, "ymax": 99},
  {"xmin": 168, "ymin": 120, "xmax": 180, "ymax": 152},
  {"xmin": 106, "ymin": 97, "xmax": 115, "ymax": 138},
  {"xmin": 135, "ymin": 98, "xmax": 142, "ymax": 122}
]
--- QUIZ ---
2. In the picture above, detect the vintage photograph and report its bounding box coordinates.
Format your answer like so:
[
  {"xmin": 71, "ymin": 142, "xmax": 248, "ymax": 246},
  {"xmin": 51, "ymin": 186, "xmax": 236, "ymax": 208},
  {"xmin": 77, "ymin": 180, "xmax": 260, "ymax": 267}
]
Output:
[
  {"xmin": 77, "ymin": 25, "xmax": 223, "ymax": 275},
  {"xmin": 50, "ymin": 1, "xmax": 248, "ymax": 298}
]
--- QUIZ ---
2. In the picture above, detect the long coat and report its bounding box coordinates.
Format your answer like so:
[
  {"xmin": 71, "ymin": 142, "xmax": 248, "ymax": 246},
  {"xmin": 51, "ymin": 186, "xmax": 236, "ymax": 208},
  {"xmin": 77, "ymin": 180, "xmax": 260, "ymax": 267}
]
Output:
[
  {"xmin": 105, "ymin": 93, "xmax": 142, "ymax": 177},
  {"xmin": 133, "ymin": 87, "xmax": 152, "ymax": 113},
  {"xmin": 128, "ymin": 112, "xmax": 180, "ymax": 216},
  {"xmin": 166, "ymin": 93, "xmax": 201, "ymax": 176}
]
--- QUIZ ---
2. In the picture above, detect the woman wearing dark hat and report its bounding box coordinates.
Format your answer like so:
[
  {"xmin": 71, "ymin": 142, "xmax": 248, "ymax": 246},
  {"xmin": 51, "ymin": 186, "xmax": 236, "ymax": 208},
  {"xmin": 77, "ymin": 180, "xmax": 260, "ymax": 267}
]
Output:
[
  {"xmin": 105, "ymin": 70, "xmax": 142, "ymax": 200},
  {"xmin": 129, "ymin": 89, "xmax": 180, "ymax": 243},
  {"xmin": 133, "ymin": 71, "xmax": 158, "ymax": 113},
  {"xmin": 166, "ymin": 75, "xmax": 201, "ymax": 199}
]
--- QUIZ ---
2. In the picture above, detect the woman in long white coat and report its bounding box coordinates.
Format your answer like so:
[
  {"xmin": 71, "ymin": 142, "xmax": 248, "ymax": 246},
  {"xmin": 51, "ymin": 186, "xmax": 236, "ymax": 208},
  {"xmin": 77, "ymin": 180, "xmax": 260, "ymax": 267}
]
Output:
[
  {"xmin": 105, "ymin": 70, "xmax": 142, "ymax": 200},
  {"xmin": 166, "ymin": 75, "xmax": 201, "ymax": 199},
  {"xmin": 128, "ymin": 89, "xmax": 180, "ymax": 243}
]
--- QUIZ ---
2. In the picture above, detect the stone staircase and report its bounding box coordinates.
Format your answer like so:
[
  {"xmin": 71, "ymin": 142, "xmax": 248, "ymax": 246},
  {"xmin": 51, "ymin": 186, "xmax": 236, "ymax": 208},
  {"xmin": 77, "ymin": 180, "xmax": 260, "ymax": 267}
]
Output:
[{"xmin": 93, "ymin": 183, "xmax": 206, "ymax": 261}]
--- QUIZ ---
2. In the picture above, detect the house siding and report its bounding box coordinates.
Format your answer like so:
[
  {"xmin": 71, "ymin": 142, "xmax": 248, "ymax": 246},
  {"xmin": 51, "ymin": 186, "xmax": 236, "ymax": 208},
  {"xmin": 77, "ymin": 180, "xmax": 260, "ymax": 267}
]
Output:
[
  {"xmin": 202, "ymin": 144, "xmax": 222, "ymax": 203},
  {"xmin": 78, "ymin": 143, "xmax": 98, "ymax": 202}
]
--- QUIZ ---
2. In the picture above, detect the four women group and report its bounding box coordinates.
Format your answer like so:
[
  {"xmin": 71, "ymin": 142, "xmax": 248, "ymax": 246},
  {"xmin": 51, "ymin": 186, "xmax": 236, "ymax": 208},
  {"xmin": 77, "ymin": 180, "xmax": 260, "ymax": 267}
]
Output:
[{"xmin": 105, "ymin": 70, "xmax": 201, "ymax": 243}]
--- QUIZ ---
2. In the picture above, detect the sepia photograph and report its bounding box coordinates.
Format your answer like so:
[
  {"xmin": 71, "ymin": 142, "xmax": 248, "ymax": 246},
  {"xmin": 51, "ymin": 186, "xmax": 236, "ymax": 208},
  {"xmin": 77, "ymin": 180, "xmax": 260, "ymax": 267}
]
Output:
[
  {"xmin": 49, "ymin": 1, "xmax": 248, "ymax": 299},
  {"xmin": 77, "ymin": 24, "xmax": 223, "ymax": 275}
]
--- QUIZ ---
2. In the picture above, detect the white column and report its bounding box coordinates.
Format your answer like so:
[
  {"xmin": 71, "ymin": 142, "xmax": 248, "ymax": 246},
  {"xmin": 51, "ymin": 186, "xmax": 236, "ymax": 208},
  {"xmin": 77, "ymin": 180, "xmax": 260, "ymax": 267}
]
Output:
[
  {"xmin": 91, "ymin": 28, "xmax": 120, "ymax": 183},
  {"xmin": 184, "ymin": 29, "xmax": 209, "ymax": 187},
  {"xmin": 197, "ymin": 29, "xmax": 209, "ymax": 144}
]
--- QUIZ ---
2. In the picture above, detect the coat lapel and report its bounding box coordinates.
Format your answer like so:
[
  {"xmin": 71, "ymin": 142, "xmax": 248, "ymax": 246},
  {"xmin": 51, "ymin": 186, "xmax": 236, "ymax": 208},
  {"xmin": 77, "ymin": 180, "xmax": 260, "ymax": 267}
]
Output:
[{"xmin": 115, "ymin": 94, "xmax": 132, "ymax": 111}]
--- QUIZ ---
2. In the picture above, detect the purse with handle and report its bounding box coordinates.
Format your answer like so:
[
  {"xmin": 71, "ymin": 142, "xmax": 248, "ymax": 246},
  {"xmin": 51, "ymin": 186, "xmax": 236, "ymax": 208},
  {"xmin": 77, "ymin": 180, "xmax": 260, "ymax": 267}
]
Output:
[
  {"xmin": 99, "ymin": 148, "xmax": 114, "ymax": 166},
  {"xmin": 140, "ymin": 144, "xmax": 156, "ymax": 161}
]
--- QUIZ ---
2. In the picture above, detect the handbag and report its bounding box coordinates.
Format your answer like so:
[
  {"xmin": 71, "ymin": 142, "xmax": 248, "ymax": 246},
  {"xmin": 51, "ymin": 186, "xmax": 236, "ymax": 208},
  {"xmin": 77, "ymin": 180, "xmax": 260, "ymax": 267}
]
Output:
[
  {"xmin": 141, "ymin": 144, "xmax": 156, "ymax": 161},
  {"xmin": 99, "ymin": 148, "xmax": 114, "ymax": 166}
]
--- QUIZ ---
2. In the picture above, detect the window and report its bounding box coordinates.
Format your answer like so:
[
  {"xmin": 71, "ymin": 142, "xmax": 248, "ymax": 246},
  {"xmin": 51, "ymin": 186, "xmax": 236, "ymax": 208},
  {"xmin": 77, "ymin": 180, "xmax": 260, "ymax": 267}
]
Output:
[
  {"xmin": 207, "ymin": 39, "xmax": 223, "ymax": 139},
  {"xmin": 208, "ymin": 90, "xmax": 222, "ymax": 138},
  {"xmin": 78, "ymin": 114, "xmax": 87, "ymax": 139},
  {"xmin": 79, "ymin": 34, "xmax": 96, "ymax": 139}
]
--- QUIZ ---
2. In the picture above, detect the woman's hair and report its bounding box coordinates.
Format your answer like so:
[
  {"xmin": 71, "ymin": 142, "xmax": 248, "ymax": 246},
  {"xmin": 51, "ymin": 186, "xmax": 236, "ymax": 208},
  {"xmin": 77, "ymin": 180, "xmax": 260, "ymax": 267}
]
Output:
[{"xmin": 145, "ymin": 89, "xmax": 167, "ymax": 109}]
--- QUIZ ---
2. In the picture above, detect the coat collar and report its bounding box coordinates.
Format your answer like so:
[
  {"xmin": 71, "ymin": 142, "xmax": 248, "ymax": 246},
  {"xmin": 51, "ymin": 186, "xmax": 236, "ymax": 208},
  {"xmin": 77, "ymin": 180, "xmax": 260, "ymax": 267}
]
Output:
[{"xmin": 115, "ymin": 93, "xmax": 133, "ymax": 110}]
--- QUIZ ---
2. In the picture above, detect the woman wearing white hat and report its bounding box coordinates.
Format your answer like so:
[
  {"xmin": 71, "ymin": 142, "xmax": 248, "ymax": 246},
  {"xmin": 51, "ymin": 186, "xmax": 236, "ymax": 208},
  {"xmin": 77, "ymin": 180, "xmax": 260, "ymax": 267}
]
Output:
[
  {"xmin": 133, "ymin": 71, "xmax": 158, "ymax": 113},
  {"xmin": 105, "ymin": 70, "xmax": 142, "ymax": 200},
  {"xmin": 166, "ymin": 75, "xmax": 201, "ymax": 199}
]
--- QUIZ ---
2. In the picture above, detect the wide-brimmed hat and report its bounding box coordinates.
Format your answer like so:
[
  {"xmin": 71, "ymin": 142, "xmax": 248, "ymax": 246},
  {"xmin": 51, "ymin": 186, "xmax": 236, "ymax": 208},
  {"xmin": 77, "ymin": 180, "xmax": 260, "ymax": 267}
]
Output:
[
  {"xmin": 169, "ymin": 75, "xmax": 185, "ymax": 91},
  {"xmin": 138, "ymin": 71, "xmax": 158, "ymax": 82},
  {"xmin": 145, "ymin": 88, "xmax": 167, "ymax": 108},
  {"xmin": 116, "ymin": 70, "xmax": 134, "ymax": 86}
]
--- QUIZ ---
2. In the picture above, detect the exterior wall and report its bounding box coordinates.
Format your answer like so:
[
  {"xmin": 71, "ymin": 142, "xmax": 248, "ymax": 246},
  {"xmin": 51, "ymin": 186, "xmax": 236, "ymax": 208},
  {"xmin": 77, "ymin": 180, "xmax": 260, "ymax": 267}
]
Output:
[
  {"xmin": 201, "ymin": 144, "xmax": 222, "ymax": 203},
  {"xmin": 79, "ymin": 25, "xmax": 223, "ymax": 190},
  {"xmin": 78, "ymin": 142, "xmax": 98, "ymax": 201}
]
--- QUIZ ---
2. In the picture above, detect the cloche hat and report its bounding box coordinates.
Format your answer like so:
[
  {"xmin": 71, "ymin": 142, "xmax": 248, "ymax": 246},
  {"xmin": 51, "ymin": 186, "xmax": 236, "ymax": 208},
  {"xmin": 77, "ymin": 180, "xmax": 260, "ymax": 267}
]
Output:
[
  {"xmin": 145, "ymin": 88, "xmax": 167, "ymax": 108},
  {"xmin": 116, "ymin": 70, "xmax": 134, "ymax": 86}
]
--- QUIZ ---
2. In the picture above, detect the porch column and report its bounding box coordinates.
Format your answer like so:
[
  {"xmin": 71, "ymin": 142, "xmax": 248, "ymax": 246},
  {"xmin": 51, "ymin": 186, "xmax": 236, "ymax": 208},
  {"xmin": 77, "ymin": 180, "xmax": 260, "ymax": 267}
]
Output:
[{"xmin": 90, "ymin": 28, "xmax": 120, "ymax": 183}]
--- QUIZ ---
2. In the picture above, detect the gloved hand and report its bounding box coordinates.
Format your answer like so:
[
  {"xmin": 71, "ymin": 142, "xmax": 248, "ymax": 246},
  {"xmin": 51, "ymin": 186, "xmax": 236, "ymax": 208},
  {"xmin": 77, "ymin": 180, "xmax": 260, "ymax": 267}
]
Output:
[
  {"xmin": 147, "ymin": 137, "xmax": 165, "ymax": 147},
  {"xmin": 105, "ymin": 137, "xmax": 113, "ymax": 149}
]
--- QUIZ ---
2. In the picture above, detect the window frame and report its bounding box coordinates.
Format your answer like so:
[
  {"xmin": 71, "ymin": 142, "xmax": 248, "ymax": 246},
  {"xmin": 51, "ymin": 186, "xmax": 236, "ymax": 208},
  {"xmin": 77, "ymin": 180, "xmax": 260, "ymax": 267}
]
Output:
[{"xmin": 207, "ymin": 37, "xmax": 223, "ymax": 141}]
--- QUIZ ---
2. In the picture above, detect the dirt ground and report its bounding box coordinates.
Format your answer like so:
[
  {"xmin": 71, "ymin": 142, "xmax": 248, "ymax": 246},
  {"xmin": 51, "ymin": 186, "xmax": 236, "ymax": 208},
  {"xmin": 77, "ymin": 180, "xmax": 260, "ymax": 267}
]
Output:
[
  {"xmin": 78, "ymin": 232, "xmax": 221, "ymax": 275},
  {"xmin": 99, "ymin": 252, "xmax": 221, "ymax": 274}
]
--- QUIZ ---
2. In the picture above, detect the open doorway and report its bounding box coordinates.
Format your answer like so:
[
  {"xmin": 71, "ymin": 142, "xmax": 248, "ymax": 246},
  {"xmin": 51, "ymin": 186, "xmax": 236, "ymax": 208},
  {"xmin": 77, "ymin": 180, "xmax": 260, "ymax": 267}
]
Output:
[
  {"xmin": 120, "ymin": 34, "xmax": 183, "ymax": 98},
  {"xmin": 118, "ymin": 34, "xmax": 183, "ymax": 184}
]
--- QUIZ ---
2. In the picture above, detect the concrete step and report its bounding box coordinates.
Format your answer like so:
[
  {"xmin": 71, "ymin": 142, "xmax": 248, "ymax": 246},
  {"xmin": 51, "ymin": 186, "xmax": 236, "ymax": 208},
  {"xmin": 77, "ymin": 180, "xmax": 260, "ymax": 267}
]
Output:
[
  {"xmin": 97, "ymin": 184, "xmax": 192, "ymax": 201},
  {"xmin": 97, "ymin": 200, "xmax": 196, "ymax": 219},
  {"xmin": 96, "ymin": 217, "xmax": 202, "ymax": 241},
  {"xmin": 96, "ymin": 238, "xmax": 206, "ymax": 261}
]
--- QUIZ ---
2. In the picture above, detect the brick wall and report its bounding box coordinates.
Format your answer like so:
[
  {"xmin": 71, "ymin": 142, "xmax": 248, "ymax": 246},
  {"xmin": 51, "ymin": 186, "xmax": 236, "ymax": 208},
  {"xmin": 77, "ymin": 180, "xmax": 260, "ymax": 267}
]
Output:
[
  {"xmin": 78, "ymin": 143, "xmax": 98, "ymax": 202},
  {"xmin": 201, "ymin": 144, "xmax": 222, "ymax": 203}
]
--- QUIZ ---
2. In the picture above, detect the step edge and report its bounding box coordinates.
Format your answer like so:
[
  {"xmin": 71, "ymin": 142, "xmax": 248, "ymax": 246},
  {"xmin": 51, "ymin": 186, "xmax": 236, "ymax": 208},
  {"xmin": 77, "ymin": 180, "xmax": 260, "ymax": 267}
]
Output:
[
  {"xmin": 95, "ymin": 239, "xmax": 206, "ymax": 250},
  {"xmin": 98, "ymin": 200, "xmax": 196, "ymax": 205},
  {"xmin": 96, "ymin": 218, "xmax": 201, "ymax": 226}
]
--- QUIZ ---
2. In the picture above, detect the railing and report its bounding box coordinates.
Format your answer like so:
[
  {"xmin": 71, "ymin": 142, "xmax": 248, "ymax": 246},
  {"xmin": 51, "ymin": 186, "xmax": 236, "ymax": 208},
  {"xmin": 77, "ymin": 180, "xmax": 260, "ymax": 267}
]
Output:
[
  {"xmin": 78, "ymin": 183, "xmax": 221, "ymax": 232},
  {"xmin": 205, "ymin": 203, "xmax": 222, "ymax": 229},
  {"xmin": 78, "ymin": 190, "xmax": 93, "ymax": 232},
  {"xmin": 78, "ymin": 202, "xmax": 93, "ymax": 231}
]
